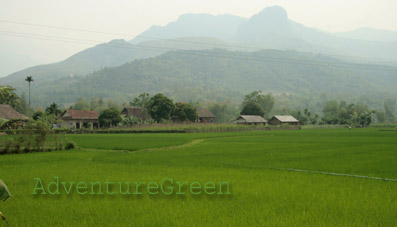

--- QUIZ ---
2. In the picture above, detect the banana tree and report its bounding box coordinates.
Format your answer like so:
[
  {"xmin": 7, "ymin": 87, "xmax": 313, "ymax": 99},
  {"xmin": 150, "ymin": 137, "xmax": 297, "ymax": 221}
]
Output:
[{"xmin": 0, "ymin": 180, "xmax": 11, "ymax": 227}]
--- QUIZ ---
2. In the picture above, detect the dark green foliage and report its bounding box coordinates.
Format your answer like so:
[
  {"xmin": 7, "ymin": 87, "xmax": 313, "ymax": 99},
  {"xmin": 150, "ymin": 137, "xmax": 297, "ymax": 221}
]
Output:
[
  {"xmin": 173, "ymin": 103, "xmax": 197, "ymax": 122},
  {"xmin": 243, "ymin": 91, "xmax": 274, "ymax": 117},
  {"xmin": 45, "ymin": 103, "xmax": 63, "ymax": 116},
  {"xmin": 183, "ymin": 104, "xmax": 197, "ymax": 122},
  {"xmin": 99, "ymin": 108, "xmax": 122, "ymax": 128},
  {"xmin": 65, "ymin": 140, "xmax": 77, "ymax": 150},
  {"xmin": 294, "ymin": 109, "xmax": 319, "ymax": 125},
  {"xmin": 241, "ymin": 102, "xmax": 265, "ymax": 117},
  {"xmin": 130, "ymin": 92, "xmax": 151, "ymax": 119},
  {"xmin": 130, "ymin": 92, "xmax": 150, "ymax": 109},
  {"xmin": 0, "ymin": 86, "xmax": 22, "ymax": 111},
  {"xmin": 148, "ymin": 94, "xmax": 175, "ymax": 123},
  {"xmin": 32, "ymin": 111, "xmax": 44, "ymax": 120},
  {"xmin": 121, "ymin": 116, "xmax": 139, "ymax": 126},
  {"xmin": 321, "ymin": 100, "xmax": 374, "ymax": 127}
]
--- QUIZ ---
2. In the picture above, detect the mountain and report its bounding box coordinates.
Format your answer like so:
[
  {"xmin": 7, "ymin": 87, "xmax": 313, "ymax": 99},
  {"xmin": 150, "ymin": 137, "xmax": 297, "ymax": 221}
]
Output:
[
  {"xmin": 0, "ymin": 37, "xmax": 235, "ymax": 91},
  {"xmin": 335, "ymin": 27, "xmax": 397, "ymax": 42},
  {"xmin": 0, "ymin": 40, "xmax": 155, "ymax": 88},
  {"xmin": 130, "ymin": 14, "xmax": 246, "ymax": 43},
  {"xmin": 29, "ymin": 49, "xmax": 397, "ymax": 107},
  {"xmin": 234, "ymin": 6, "xmax": 397, "ymax": 61},
  {"xmin": 2, "ymin": 5, "xmax": 397, "ymax": 107},
  {"xmin": 131, "ymin": 6, "xmax": 397, "ymax": 62}
]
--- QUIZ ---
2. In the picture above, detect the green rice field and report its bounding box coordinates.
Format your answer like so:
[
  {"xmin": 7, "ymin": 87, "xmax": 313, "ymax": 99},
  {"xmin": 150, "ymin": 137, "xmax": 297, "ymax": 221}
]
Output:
[{"xmin": 0, "ymin": 128, "xmax": 396, "ymax": 226}]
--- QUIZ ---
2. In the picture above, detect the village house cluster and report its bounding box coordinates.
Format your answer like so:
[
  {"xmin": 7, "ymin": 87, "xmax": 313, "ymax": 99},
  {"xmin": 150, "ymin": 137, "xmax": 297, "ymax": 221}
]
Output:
[{"xmin": 0, "ymin": 104, "xmax": 299, "ymax": 129}]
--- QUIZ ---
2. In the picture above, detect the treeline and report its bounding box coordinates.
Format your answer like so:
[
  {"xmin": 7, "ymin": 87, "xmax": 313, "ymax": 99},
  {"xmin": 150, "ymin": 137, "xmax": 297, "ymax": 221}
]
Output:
[
  {"xmin": 236, "ymin": 91, "xmax": 384, "ymax": 127},
  {"xmin": 2, "ymin": 86, "xmax": 396, "ymax": 129},
  {"xmin": 67, "ymin": 91, "xmax": 395, "ymax": 128}
]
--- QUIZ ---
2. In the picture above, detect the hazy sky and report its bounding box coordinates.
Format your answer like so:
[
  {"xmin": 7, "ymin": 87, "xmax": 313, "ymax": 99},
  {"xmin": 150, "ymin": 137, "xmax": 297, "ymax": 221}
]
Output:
[{"xmin": 0, "ymin": 0, "xmax": 396, "ymax": 76}]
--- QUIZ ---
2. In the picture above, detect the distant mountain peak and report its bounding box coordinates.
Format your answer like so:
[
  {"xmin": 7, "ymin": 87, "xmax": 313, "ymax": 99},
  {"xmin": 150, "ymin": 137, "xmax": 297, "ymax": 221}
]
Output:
[
  {"xmin": 255, "ymin": 5, "xmax": 289, "ymax": 20},
  {"xmin": 235, "ymin": 6, "xmax": 292, "ymax": 42},
  {"xmin": 107, "ymin": 39, "xmax": 128, "ymax": 44}
]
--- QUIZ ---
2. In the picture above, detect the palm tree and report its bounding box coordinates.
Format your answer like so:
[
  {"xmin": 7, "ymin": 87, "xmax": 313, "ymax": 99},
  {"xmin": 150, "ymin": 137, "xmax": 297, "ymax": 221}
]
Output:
[{"xmin": 25, "ymin": 76, "xmax": 34, "ymax": 115}]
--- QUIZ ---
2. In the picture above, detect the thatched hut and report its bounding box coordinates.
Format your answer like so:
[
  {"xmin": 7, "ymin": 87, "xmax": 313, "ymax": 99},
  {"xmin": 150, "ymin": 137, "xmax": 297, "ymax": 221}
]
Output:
[
  {"xmin": 269, "ymin": 115, "xmax": 300, "ymax": 125},
  {"xmin": 233, "ymin": 115, "xmax": 267, "ymax": 125},
  {"xmin": 0, "ymin": 105, "xmax": 29, "ymax": 128},
  {"xmin": 196, "ymin": 109, "xmax": 215, "ymax": 123}
]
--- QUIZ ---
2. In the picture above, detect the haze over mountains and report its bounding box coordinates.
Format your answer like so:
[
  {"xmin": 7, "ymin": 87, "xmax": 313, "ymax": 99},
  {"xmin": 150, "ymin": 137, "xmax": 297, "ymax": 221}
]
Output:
[
  {"xmin": 334, "ymin": 27, "xmax": 397, "ymax": 42},
  {"xmin": 1, "ymin": 6, "xmax": 397, "ymax": 107}
]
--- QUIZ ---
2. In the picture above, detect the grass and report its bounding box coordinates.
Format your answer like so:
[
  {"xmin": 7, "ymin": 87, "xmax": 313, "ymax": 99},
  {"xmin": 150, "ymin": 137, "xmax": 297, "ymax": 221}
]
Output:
[{"xmin": 0, "ymin": 128, "xmax": 396, "ymax": 226}]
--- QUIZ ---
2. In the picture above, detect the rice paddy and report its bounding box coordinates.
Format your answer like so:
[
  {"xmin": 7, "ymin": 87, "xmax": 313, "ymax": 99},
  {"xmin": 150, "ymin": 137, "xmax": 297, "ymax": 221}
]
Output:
[{"xmin": 0, "ymin": 128, "xmax": 396, "ymax": 226}]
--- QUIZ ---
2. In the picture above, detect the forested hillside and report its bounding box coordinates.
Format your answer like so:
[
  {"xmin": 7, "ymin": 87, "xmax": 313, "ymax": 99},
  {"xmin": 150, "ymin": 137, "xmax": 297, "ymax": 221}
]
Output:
[{"xmin": 29, "ymin": 48, "xmax": 397, "ymax": 107}]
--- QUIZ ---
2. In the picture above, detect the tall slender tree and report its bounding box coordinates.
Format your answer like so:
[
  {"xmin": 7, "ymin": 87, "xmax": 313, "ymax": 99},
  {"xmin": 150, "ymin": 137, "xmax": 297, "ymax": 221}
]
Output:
[{"xmin": 25, "ymin": 76, "xmax": 34, "ymax": 115}]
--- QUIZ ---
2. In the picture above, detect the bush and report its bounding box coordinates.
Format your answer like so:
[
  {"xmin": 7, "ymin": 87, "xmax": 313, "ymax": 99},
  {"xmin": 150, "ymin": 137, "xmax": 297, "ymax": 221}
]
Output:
[{"xmin": 65, "ymin": 140, "xmax": 77, "ymax": 150}]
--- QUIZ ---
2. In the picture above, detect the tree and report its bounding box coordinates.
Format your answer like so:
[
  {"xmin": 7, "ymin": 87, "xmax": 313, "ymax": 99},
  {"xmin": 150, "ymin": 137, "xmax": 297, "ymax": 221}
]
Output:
[
  {"xmin": 131, "ymin": 93, "xmax": 150, "ymax": 109},
  {"xmin": 73, "ymin": 97, "xmax": 89, "ymax": 110},
  {"xmin": 209, "ymin": 102, "xmax": 239, "ymax": 123},
  {"xmin": 0, "ymin": 86, "xmax": 22, "ymax": 111},
  {"xmin": 183, "ymin": 103, "xmax": 197, "ymax": 122},
  {"xmin": 321, "ymin": 100, "xmax": 339, "ymax": 124},
  {"xmin": 321, "ymin": 100, "xmax": 374, "ymax": 127},
  {"xmin": 99, "ymin": 108, "xmax": 122, "ymax": 128},
  {"xmin": 45, "ymin": 103, "xmax": 62, "ymax": 116},
  {"xmin": 90, "ymin": 97, "xmax": 99, "ymax": 110},
  {"xmin": 241, "ymin": 102, "xmax": 265, "ymax": 117},
  {"xmin": 243, "ymin": 91, "xmax": 274, "ymax": 117},
  {"xmin": 130, "ymin": 93, "xmax": 151, "ymax": 120},
  {"xmin": 148, "ymin": 93, "xmax": 175, "ymax": 122},
  {"xmin": 25, "ymin": 76, "xmax": 34, "ymax": 115},
  {"xmin": 121, "ymin": 115, "xmax": 138, "ymax": 127},
  {"xmin": 209, "ymin": 103, "xmax": 228, "ymax": 123},
  {"xmin": 20, "ymin": 93, "xmax": 28, "ymax": 115},
  {"xmin": 173, "ymin": 103, "xmax": 197, "ymax": 122},
  {"xmin": 32, "ymin": 111, "xmax": 44, "ymax": 120},
  {"xmin": 293, "ymin": 109, "xmax": 319, "ymax": 125}
]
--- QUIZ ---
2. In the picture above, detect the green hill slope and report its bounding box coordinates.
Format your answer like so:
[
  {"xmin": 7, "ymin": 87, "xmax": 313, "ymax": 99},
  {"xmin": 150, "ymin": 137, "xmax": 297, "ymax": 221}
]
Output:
[{"xmin": 32, "ymin": 49, "xmax": 397, "ymax": 106}]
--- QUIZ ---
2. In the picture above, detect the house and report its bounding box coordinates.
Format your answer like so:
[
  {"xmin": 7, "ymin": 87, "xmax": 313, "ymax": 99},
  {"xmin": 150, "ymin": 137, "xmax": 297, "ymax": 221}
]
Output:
[
  {"xmin": 269, "ymin": 115, "xmax": 300, "ymax": 125},
  {"xmin": 233, "ymin": 115, "xmax": 267, "ymax": 125},
  {"xmin": 196, "ymin": 109, "xmax": 215, "ymax": 123},
  {"xmin": 121, "ymin": 107, "xmax": 149, "ymax": 120},
  {"xmin": 59, "ymin": 110, "xmax": 99, "ymax": 129},
  {"xmin": 0, "ymin": 105, "xmax": 29, "ymax": 128}
]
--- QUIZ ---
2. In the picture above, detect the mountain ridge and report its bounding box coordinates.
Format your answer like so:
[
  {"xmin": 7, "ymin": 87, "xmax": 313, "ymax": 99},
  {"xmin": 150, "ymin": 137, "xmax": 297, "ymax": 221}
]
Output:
[{"xmin": 2, "ymin": 5, "xmax": 397, "ymax": 104}]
